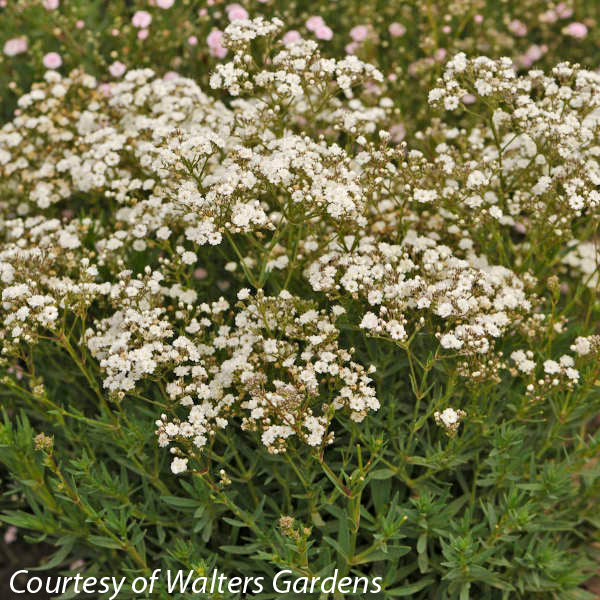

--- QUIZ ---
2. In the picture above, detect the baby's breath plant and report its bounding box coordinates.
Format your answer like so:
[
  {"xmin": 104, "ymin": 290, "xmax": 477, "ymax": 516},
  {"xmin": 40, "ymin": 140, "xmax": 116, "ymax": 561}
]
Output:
[{"xmin": 0, "ymin": 13, "xmax": 599, "ymax": 600}]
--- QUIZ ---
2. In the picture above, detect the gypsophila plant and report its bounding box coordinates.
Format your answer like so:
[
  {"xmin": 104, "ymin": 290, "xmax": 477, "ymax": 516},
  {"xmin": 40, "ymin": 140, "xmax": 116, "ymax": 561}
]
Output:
[{"xmin": 0, "ymin": 11, "xmax": 599, "ymax": 600}]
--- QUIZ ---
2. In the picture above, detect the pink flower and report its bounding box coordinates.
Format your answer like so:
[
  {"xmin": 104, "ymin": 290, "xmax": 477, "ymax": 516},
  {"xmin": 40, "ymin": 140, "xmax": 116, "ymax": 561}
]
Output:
[
  {"xmin": 442, "ymin": 25, "xmax": 451, "ymax": 34},
  {"xmin": 42, "ymin": 0, "xmax": 59, "ymax": 9},
  {"xmin": 194, "ymin": 267, "xmax": 208, "ymax": 280},
  {"xmin": 556, "ymin": 2, "xmax": 573, "ymax": 19},
  {"xmin": 111, "ymin": 28, "xmax": 119, "ymax": 36},
  {"xmin": 188, "ymin": 35, "xmax": 198, "ymax": 45},
  {"xmin": 207, "ymin": 29, "xmax": 223, "ymax": 47},
  {"xmin": 156, "ymin": 0, "xmax": 175, "ymax": 7},
  {"xmin": 519, "ymin": 55, "xmax": 533, "ymax": 68},
  {"xmin": 525, "ymin": 44, "xmax": 544, "ymax": 62},
  {"xmin": 132, "ymin": 10, "xmax": 152, "ymax": 28},
  {"xmin": 199, "ymin": 8, "xmax": 207, "ymax": 16},
  {"xmin": 76, "ymin": 20, "xmax": 85, "ymax": 28},
  {"xmin": 388, "ymin": 23, "xmax": 406, "ymax": 37},
  {"xmin": 163, "ymin": 71, "xmax": 179, "ymax": 80},
  {"xmin": 3, "ymin": 37, "xmax": 27, "ymax": 56},
  {"xmin": 315, "ymin": 25, "xmax": 333, "ymax": 40},
  {"xmin": 108, "ymin": 60, "xmax": 126, "ymax": 77},
  {"xmin": 228, "ymin": 6, "xmax": 248, "ymax": 21},
  {"xmin": 462, "ymin": 93, "xmax": 476, "ymax": 104},
  {"xmin": 282, "ymin": 30, "xmax": 301, "ymax": 45},
  {"xmin": 388, "ymin": 73, "xmax": 397, "ymax": 82},
  {"xmin": 306, "ymin": 16, "xmax": 325, "ymax": 32},
  {"xmin": 390, "ymin": 124, "xmax": 406, "ymax": 142},
  {"xmin": 434, "ymin": 48, "xmax": 447, "ymax": 62},
  {"xmin": 43, "ymin": 51, "xmax": 62, "ymax": 69},
  {"xmin": 98, "ymin": 83, "xmax": 112, "ymax": 97},
  {"xmin": 345, "ymin": 42, "xmax": 358, "ymax": 54},
  {"xmin": 210, "ymin": 45, "xmax": 227, "ymax": 58},
  {"xmin": 539, "ymin": 10, "xmax": 558, "ymax": 23},
  {"xmin": 350, "ymin": 25, "xmax": 369, "ymax": 42},
  {"xmin": 474, "ymin": 14, "xmax": 483, "ymax": 23},
  {"xmin": 4, "ymin": 527, "xmax": 17, "ymax": 545},
  {"xmin": 564, "ymin": 22, "xmax": 588, "ymax": 38},
  {"xmin": 207, "ymin": 30, "xmax": 227, "ymax": 58},
  {"xmin": 137, "ymin": 29, "xmax": 149, "ymax": 40},
  {"xmin": 508, "ymin": 19, "xmax": 527, "ymax": 36},
  {"xmin": 227, "ymin": 3, "xmax": 248, "ymax": 20}
]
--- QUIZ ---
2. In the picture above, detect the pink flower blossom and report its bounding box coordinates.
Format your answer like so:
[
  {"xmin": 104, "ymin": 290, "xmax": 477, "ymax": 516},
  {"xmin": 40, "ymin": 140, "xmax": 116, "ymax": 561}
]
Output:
[
  {"xmin": 164, "ymin": 71, "xmax": 179, "ymax": 80},
  {"xmin": 306, "ymin": 16, "xmax": 325, "ymax": 32},
  {"xmin": 519, "ymin": 55, "xmax": 533, "ymax": 68},
  {"xmin": 207, "ymin": 30, "xmax": 227, "ymax": 58},
  {"xmin": 76, "ymin": 20, "xmax": 85, "ymax": 28},
  {"xmin": 207, "ymin": 29, "xmax": 223, "ymax": 47},
  {"xmin": 108, "ymin": 60, "xmax": 126, "ymax": 77},
  {"xmin": 525, "ymin": 44, "xmax": 544, "ymax": 62},
  {"xmin": 390, "ymin": 124, "xmax": 406, "ymax": 142},
  {"xmin": 156, "ymin": 0, "xmax": 175, "ymax": 8},
  {"xmin": 188, "ymin": 35, "xmax": 198, "ymax": 45},
  {"xmin": 508, "ymin": 19, "xmax": 527, "ymax": 36},
  {"xmin": 434, "ymin": 48, "xmax": 447, "ymax": 62},
  {"xmin": 228, "ymin": 6, "xmax": 248, "ymax": 20},
  {"xmin": 137, "ymin": 28, "xmax": 149, "ymax": 40},
  {"xmin": 345, "ymin": 42, "xmax": 358, "ymax": 54},
  {"xmin": 474, "ymin": 14, "xmax": 483, "ymax": 23},
  {"xmin": 556, "ymin": 2, "xmax": 573, "ymax": 19},
  {"xmin": 3, "ymin": 37, "xmax": 27, "ymax": 57},
  {"xmin": 132, "ymin": 10, "xmax": 152, "ymax": 28},
  {"xmin": 442, "ymin": 25, "xmax": 451, "ymax": 34},
  {"xmin": 42, "ymin": 0, "xmax": 59, "ymax": 9},
  {"xmin": 199, "ymin": 8, "xmax": 207, "ymax": 16},
  {"xmin": 210, "ymin": 45, "xmax": 227, "ymax": 58},
  {"xmin": 282, "ymin": 30, "xmax": 301, "ymax": 45},
  {"xmin": 227, "ymin": 4, "xmax": 248, "ymax": 20},
  {"xmin": 315, "ymin": 25, "xmax": 333, "ymax": 40},
  {"xmin": 98, "ymin": 83, "xmax": 112, "ymax": 97},
  {"xmin": 43, "ymin": 51, "xmax": 62, "ymax": 69},
  {"xmin": 539, "ymin": 10, "xmax": 557, "ymax": 23},
  {"xmin": 388, "ymin": 23, "xmax": 406, "ymax": 37},
  {"xmin": 564, "ymin": 22, "xmax": 588, "ymax": 38},
  {"xmin": 4, "ymin": 527, "xmax": 17, "ymax": 544},
  {"xmin": 350, "ymin": 25, "xmax": 369, "ymax": 42}
]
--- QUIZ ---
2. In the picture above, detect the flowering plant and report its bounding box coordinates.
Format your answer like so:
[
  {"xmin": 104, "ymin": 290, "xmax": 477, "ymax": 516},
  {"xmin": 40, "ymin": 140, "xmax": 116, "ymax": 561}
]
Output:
[{"xmin": 1, "ymin": 6, "xmax": 600, "ymax": 600}]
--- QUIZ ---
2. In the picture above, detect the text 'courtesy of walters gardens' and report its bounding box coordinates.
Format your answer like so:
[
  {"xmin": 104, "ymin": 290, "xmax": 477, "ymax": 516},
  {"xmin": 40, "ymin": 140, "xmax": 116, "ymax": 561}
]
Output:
[{"xmin": 9, "ymin": 569, "xmax": 384, "ymax": 597}]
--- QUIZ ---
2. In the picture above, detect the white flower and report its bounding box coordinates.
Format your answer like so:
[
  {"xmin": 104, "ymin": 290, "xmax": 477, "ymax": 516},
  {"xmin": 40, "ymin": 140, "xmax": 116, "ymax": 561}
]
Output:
[
  {"xmin": 360, "ymin": 312, "xmax": 379, "ymax": 330},
  {"xmin": 171, "ymin": 457, "xmax": 188, "ymax": 474}
]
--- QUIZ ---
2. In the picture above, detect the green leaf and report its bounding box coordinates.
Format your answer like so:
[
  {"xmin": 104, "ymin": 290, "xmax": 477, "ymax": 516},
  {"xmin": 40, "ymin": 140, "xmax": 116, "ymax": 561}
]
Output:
[
  {"xmin": 29, "ymin": 538, "xmax": 75, "ymax": 571},
  {"xmin": 369, "ymin": 468, "xmax": 396, "ymax": 480},
  {"xmin": 160, "ymin": 495, "xmax": 200, "ymax": 509},
  {"xmin": 88, "ymin": 535, "xmax": 122, "ymax": 549}
]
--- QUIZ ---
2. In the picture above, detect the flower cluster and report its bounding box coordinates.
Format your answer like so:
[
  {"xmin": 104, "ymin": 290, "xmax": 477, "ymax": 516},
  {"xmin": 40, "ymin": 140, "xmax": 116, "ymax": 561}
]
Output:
[
  {"xmin": 306, "ymin": 233, "xmax": 535, "ymax": 356},
  {"xmin": 434, "ymin": 408, "xmax": 467, "ymax": 436},
  {"xmin": 425, "ymin": 55, "xmax": 600, "ymax": 241},
  {"xmin": 152, "ymin": 291, "xmax": 378, "ymax": 468},
  {"xmin": 0, "ymin": 17, "xmax": 596, "ymax": 479}
]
